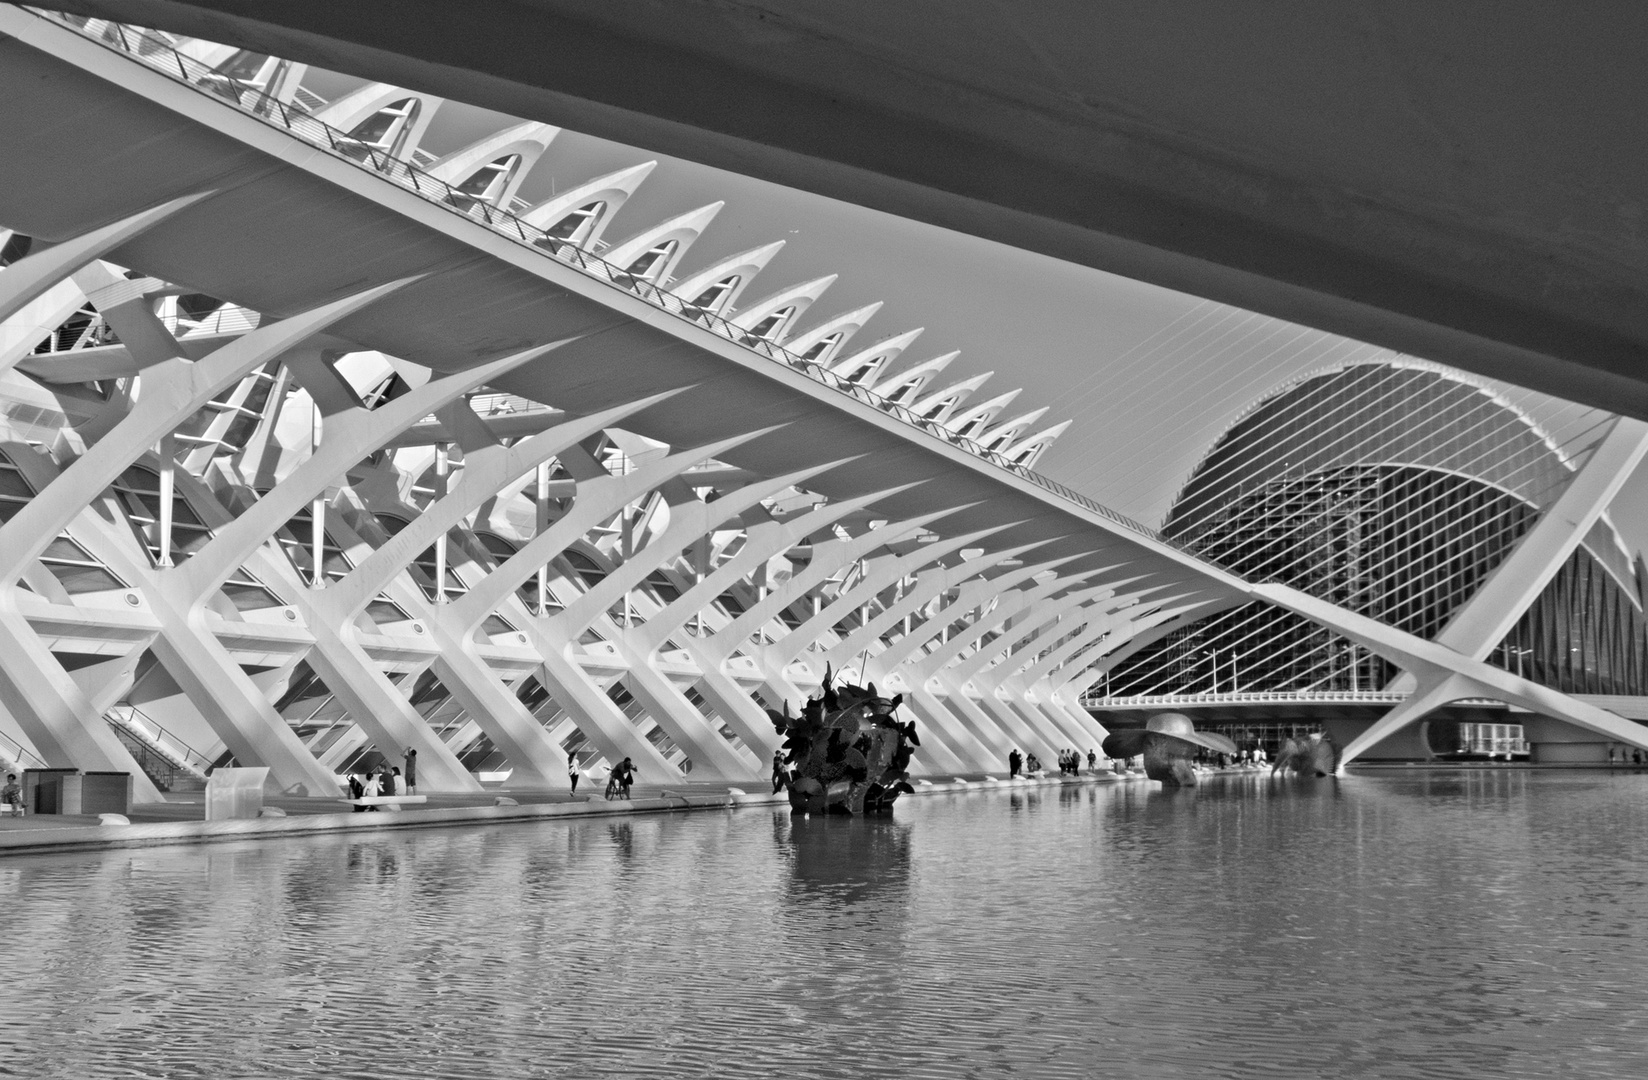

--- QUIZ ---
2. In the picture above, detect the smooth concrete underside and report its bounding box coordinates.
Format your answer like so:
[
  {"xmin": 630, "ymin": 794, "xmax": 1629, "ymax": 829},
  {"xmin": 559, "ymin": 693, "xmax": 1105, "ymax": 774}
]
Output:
[
  {"xmin": 0, "ymin": 22, "xmax": 1240, "ymax": 608},
  {"xmin": 38, "ymin": 0, "xmax": 1648, "ymax": 419}
]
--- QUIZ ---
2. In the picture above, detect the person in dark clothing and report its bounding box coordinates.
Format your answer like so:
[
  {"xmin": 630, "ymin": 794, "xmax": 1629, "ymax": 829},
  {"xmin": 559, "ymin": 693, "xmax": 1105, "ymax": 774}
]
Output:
[
  {"xmin": 1087, "ymin": 748, "xmax": 1098, "ymax": 772},
  {"xmin": 772, "ymin": 750, "xmax": 790, "ymax": 794},
  {"xmin": 403, "ymin": 747, "xmax": 417, "ymax": 794},
  {"xmin": 609, "ymin": 757, "xmax": 636, "ymax": 800},
  {"xmin": 348, "ymin": 772, "xmax": 366, "ymax": 812},
  {"xmin": 1008, "ymin": 749, "xmax": 1022, "ymax": 778}
]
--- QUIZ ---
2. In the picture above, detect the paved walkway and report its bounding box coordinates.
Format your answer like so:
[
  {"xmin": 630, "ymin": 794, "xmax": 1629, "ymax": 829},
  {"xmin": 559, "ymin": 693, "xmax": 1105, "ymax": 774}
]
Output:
[{"xmin": 0, "ymin": 772, "xmax": 1130, "ymax": 854}]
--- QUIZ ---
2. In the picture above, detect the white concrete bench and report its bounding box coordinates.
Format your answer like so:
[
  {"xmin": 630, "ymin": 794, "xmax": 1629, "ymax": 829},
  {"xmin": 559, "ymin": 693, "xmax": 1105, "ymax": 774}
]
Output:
[{"xmin": 337, "ymin": 795, "xmax": 428, "ymax": 812}]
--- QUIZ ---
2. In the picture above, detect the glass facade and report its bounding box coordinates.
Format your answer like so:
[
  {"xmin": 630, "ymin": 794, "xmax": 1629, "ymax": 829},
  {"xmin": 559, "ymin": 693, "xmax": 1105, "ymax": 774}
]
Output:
[{"xmin": 1098, "ymin": 362, "xmax": 1648, "ymax": 700}]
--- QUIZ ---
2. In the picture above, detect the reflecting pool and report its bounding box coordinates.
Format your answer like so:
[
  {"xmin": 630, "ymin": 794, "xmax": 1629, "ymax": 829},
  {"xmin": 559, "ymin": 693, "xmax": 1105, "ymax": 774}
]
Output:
[{"xmin": 3, "ymin": 770, "xmax": 1647, "ymax": 1079}]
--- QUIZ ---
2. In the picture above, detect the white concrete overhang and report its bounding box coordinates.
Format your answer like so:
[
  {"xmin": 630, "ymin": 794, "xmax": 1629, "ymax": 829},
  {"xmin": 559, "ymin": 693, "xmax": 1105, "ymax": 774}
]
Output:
[
  {"xmin": 0, "ymin": 12, "xmax": 1249, "ymax": 619},
  {"xmin": 35, "ymin": 1, "xmax": 1648, "ymax": 420}
]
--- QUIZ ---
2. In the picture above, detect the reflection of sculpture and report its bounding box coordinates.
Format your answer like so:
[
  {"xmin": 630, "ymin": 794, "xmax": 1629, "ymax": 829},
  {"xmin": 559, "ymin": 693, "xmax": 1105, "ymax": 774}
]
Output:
[
  {"xmin": 1272, "ymin": 732, "xmax": 1341, "ymax": 777},
  {"xmin": 1100, "ymin": 712, "xmax": 1238, "ymax": 787},
  {"xmin": 768, "ymin": 664, "xmax": 918, "ymax": 814}
]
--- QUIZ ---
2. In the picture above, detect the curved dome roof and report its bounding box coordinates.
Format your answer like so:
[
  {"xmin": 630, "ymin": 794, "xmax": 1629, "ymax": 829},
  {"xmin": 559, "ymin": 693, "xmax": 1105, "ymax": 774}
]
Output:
[{"xmin": 1166, "ymin": 359, "xmax": 1638, "ymax": 595}]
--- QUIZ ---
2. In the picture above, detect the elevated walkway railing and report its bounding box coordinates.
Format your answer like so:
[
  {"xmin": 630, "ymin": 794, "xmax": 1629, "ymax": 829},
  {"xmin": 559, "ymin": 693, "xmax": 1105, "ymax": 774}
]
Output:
[
  {"xmin": 1085, "ymin": 690, "xmax": 1412, "ymax": 709},
  {"xmin": 30, "ymin": 9, "xmax": 1189, "ymax": 560},
  {"xmin": 1082, "ymin": 689, "xmax": 1567, "ymax": 711}
]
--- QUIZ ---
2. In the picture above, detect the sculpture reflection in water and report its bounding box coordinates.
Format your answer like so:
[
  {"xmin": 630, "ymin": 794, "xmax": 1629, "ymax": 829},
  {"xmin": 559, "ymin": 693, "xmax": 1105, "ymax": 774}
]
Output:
[
  {"xmin": 767, "ymin": 664, "xmax": 919, "ymax": 814},
  {"xmin": 1100, "ymin": 712, "xmax": 1238, "ymax": 787},
  {"xmin": 781, "ymin": 814, "xmax": 915, "ymax": 909}
]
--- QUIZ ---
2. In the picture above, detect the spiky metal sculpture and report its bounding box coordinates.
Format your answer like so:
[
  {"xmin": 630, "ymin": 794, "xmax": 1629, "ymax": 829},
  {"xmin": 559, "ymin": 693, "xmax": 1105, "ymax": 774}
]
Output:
[{"xmin": 768, "ymin": 664, "xmax": 918, "ymax": 814}]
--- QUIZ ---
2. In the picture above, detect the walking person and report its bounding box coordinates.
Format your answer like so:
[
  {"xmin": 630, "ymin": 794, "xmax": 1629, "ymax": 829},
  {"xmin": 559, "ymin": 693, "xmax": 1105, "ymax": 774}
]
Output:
[
  {"xmin": 348, "ymin": 771, "xmax": 366, "ymax": 812},
  {"xmin": 772, "ymin": 750, "xmax": 790, "ymax": 794},
  {"xmin": 1087, "ymin": 748, "xmax": 1097, "ymax": 772},
  {"xmin": 617, "ymin": 757, "xmax": 636, "ymax": 799},
  {"xmin": 568, "ymin": 753, "xmax": 581, "ymax": 795},
  {"xmin": 403, "ymin": 747, "xmax": 417, "ymax": 794},
  {"xmin": 1008, "ymin": 748, "xmax": 1022, "ymax": 778}
]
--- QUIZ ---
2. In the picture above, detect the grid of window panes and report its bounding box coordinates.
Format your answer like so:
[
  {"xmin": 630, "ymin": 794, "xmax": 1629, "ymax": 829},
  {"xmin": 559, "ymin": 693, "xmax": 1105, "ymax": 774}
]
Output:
[
  {"xmin": 275, "ymin": 505, "xmax": 412, "ymax": 627},
  {"xmin": 112, "ymin": 465, "xmax": 284, "ymax": 609},
  {"xmin": 0, "ymin": 452, "xmax": 125, "ymax": 594},
  {"xmin": 477, "ymin": 531, "xmax": 564, "ymax": 617},
  {"xmin": 275, "ymin": 502, "xmax": 353, "ymax": 587},
  {"xmin": 375, "ymin": 515, "xmax": 515, "ymax": 634}
]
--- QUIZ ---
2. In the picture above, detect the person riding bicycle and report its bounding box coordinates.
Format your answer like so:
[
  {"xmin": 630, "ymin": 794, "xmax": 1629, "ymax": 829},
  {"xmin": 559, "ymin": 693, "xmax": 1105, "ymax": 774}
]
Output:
[{"xmin": 606, "ymin": 757, "xmax": 637, "ymax": 800}]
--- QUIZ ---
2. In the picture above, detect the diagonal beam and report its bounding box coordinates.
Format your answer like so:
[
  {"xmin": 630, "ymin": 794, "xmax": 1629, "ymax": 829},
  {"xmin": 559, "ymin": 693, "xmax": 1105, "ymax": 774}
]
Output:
[
  {"xmin": 1257, "ymin": 583, "xmax": 1648, "ymax": 762},
  {"xmin": 704, "ymin": 507, "xmax": 962, "ymax": 660},
  {"xmin": 0, "ymin": 277, "xmax": 415, "ymax": 586},
  {"xmin": 325, "ymin": 391, "xmax": 683, "ymax": 619},
  {"xmin": 0, "ymin": 191, "xmax": 210, "ymax": 334},
  {"xmin": 175, "ymin": 344, "xmax": 553, "ymax": 601},
  {"xmin": 446, "ymin": 428, "xmax": 772, "ymax": 631},
  {"xmin": 633, "ymin": 482, "xmax": 918, "ymax": 654},
  {"xmin": 554, "ymin": 453, "xmax": 845, "ymax": 633},
  {"xmin": 768, "ymin": 523, "xmax": 1022, "ymax": 667},
  {"xmin": 1436, "ymin": 415, "xmax": 1648, "ymax": 659}
]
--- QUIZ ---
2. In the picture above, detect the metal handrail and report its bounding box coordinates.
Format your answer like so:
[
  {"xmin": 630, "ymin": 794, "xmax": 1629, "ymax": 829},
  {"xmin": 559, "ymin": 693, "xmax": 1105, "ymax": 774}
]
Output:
[
  {"xmin": 1082, "ymin": 689, "xmax": 1514, "ymax": 708},
  {"xmin": 34, "ymin": 10, "xmax": 1207, "ymax": 560},
  {"xmin": 0, "ymin": 727, "xmax": 47, "ymax": 770},
  {"xmin": 105, "ymin": 705, "xmax": 214, "ymax": 778}
]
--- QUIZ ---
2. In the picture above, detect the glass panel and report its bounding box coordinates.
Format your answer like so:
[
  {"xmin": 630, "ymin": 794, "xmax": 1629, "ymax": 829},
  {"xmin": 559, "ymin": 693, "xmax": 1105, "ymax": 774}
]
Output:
[
  {"xmin": 49, "ymin": 562, "xmax": 125, "ymax": 594},
  {"xmin": 219, "ymin": 582, "xmax": 285, "ymax": 611}
]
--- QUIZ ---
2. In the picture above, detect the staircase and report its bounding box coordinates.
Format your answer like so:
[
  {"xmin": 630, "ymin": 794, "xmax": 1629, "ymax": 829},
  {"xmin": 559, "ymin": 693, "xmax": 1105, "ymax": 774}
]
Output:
[{"xmin": 105, "ymin": 706, "xmax": 211, "ymax": 792}]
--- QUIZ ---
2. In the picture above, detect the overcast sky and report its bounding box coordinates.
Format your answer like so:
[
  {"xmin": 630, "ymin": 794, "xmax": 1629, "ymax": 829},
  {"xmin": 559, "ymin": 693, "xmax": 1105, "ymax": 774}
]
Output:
[{"xmin": 304, "ymin": 71, "xmax": 1648, "ymax": 557}]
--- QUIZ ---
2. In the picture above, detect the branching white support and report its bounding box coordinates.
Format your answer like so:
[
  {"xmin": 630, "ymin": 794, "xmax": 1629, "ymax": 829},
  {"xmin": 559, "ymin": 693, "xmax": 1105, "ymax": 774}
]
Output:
[
  {"xmin": 0, "ymin": 279, "xmax": 415, "ymax": 587},
  {"xmin": 174, "ymin": 345, "xmax": 548, "ymax": 601},
  {"xmin": 1258, "ymin": 583, "xmax": 1648, "ymax": 764},
  {"xmin": 630, "ymin": 485, "xmax": 916, "ymax": 757},
  {"xmin": 937, "ymin": 584, "xmax": 1121, "ymax": 758},
  {"xmin": 867, "ymin": 561, "xmax": 1092, "ymax": 765},
  {"xmin": 0, "ymin": 281, "xmax": 413, "ymax": 793},
  {"xmin": 540, "ymin": 458, "xmax": 852, "ymax": 781},
  {"xmin": 428, "ymin": 430, "xmax": 774, "ymax": 782}
]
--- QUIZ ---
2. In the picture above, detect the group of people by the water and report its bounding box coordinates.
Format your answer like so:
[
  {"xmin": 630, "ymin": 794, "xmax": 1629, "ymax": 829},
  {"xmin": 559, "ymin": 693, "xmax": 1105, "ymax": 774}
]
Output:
[
  {"xmin": 346, "ymin": 762, "xmax": 406, "ymax": 811},
  {"xmin": 1007, "ymin": 747, "xmax": 1099, "ymax": 778},
  {"xmin": 1056, "ymin": 748, "xmax": 1097, "ymax": 775}
]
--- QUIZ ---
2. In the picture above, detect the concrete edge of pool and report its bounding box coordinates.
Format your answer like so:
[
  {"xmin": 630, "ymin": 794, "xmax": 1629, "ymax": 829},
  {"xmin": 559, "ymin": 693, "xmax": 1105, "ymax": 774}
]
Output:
[{"xmin": 0, "ymin": 774, "xmax": 1134, "ymax": 857}]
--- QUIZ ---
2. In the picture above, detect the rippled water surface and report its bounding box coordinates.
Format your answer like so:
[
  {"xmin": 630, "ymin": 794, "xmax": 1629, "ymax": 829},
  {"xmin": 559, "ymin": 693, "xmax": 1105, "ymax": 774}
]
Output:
[{"xmin": 3, "ymin": 770, "xmax": 1647, "ymax": 1078}]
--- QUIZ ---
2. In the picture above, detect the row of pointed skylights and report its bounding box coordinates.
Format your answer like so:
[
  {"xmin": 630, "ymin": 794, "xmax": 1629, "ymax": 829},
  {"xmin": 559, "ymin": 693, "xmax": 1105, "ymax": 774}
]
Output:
[{"xmin": 127, "ymin": 26, "xmax": 1071, "ymax": 470}]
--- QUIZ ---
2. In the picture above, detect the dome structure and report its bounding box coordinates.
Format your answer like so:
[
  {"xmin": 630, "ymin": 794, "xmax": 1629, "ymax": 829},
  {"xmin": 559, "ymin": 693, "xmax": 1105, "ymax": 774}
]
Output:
[{"xmin": 1101, "ymin": 361, "xmax": 1648, "ymax": 699}]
